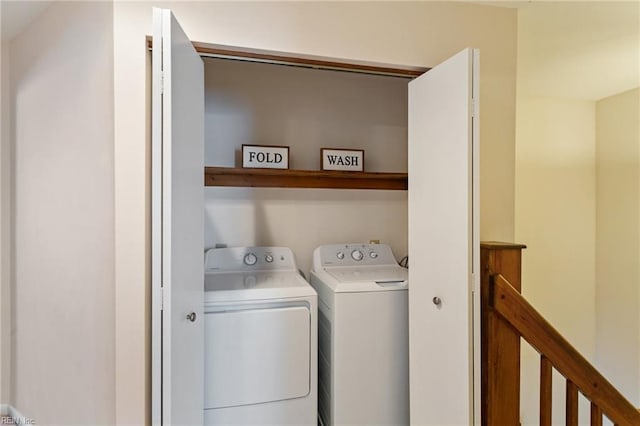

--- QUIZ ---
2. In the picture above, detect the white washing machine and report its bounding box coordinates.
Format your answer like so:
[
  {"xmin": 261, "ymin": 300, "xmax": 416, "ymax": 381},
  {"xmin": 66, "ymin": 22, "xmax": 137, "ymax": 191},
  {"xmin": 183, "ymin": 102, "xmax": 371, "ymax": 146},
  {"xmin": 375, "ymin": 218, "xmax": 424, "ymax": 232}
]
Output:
[
  {"xmin": 310, "ymin": 243, "xmax": 409, "ymax": 426},
  {"xmin": 204, "ymin": 246, "xmax": 317, "ymax": 425}
]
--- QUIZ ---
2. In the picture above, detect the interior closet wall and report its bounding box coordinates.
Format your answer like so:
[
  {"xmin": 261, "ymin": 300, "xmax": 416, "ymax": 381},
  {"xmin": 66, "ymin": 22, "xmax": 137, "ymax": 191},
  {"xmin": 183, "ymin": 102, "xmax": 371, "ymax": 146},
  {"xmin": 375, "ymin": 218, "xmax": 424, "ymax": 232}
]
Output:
[
  {"xmin": 204, "ymin": 58, "xmax": 409, "ymax": 273},
  {"xmin": 9, "ymin": 1, "xmax": 115, "ymax": 423}
]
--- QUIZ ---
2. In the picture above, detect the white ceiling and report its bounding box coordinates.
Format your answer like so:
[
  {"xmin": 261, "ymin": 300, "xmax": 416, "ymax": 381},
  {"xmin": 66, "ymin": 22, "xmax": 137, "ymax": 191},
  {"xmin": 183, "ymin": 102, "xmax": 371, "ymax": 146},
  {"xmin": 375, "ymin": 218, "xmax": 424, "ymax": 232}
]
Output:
[{"xmin": 514, "ymin": 1, "xmax": 640, "ymax": 100}]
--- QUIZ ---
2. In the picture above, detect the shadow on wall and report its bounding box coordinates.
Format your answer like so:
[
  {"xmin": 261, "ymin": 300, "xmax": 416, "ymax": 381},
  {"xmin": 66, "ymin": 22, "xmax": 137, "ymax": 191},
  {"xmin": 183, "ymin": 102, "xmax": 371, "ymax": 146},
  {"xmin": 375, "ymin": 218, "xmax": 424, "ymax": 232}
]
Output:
[{"xmin": 204, "ymin": 186, "xmax": 408, "ymax": 275}]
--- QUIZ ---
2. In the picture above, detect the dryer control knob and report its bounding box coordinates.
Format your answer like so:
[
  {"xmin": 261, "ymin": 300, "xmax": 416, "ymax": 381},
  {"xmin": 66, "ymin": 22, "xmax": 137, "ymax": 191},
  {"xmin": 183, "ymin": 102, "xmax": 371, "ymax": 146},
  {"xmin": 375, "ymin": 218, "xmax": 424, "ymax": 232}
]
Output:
[
  {"xmin": 337, "ymin": 251, "xmax": 345, "ymax": 260},
  {"xmin": 370, "ymin": 251, "xmax": 378, "ymax": 259},
  {"xmin": 351, "ymin": 249, "xmax": 364, "ymax": 261},
  {"xmin": 265, "ymin": 254, "xmax": 274, "ymax": 263},
  {"xmin": 243, "ymin": 253, "xmax": 258, "ymax": 266}
]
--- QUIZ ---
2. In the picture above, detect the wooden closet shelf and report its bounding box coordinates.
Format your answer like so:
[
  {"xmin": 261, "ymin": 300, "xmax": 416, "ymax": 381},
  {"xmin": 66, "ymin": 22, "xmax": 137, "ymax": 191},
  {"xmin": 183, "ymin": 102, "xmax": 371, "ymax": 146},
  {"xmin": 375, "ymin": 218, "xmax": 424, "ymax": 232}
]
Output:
[{"xmin": 204, "ymin": 167, "xmax": 408, "ymax": 190}]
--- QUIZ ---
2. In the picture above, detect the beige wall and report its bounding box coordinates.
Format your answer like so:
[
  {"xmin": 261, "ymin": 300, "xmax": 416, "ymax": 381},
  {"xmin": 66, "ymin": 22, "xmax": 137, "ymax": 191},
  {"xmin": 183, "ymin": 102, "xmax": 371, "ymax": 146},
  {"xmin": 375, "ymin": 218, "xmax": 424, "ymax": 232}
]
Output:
[
  {"xmin": 113, "ymin": 3, "xmax": 517, "ymax": 423},
  {"xmin": 515, "ymin": 97, "xmax": 597, "ymax": 425},
  {"xmin": 515, "ymin": 3, "xmax": 639, "ymax": 424},
  {"xmin": 0, "ymin": 1, "xmax": 519, "ymax": 423},
  {"xmin": 515, "ymin": 97, "xmax": 597, "ymax": 344},
  {"xmin": 9, "ymin": 1, "xmax": 114, "ymax": 424},
  {"xmin": 0, "ymin": 2, "xmax": 12, "ymax": 408},
  {"xmin": 595, "ymin": 87, "xmax": 640, "ymax": 407}
]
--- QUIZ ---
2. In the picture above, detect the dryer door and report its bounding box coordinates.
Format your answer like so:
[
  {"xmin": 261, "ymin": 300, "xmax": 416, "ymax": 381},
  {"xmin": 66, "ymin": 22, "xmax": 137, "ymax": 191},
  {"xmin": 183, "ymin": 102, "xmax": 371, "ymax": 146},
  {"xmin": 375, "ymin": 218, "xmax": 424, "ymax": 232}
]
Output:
[{"xmin": 204, "ymin": 305, "xmax": 311, "ymax": 409}]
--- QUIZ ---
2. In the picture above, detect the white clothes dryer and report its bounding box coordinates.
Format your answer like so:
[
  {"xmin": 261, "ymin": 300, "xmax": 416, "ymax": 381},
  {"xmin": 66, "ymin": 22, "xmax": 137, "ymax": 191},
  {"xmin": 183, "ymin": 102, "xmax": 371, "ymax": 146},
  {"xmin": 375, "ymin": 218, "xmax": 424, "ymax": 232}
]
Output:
[
  {"xmin": 310, "ymin": 243, "xmax": 409, "ymax": 426},
  {"xmin": 204, "ymin": 246, "xmax": 317, "ymax": 425}
]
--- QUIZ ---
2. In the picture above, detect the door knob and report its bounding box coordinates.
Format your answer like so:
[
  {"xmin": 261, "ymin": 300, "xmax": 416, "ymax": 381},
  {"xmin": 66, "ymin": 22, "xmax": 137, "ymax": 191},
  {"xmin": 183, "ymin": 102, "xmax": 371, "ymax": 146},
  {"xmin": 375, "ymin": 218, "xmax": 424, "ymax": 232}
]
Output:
[
  {"xmin": 432, "ymin": 297, "xmax": 442, "ymax": 306},
  {"xmin": 186, "ymin": 312, "xmax": 196, "ymax": 322}
]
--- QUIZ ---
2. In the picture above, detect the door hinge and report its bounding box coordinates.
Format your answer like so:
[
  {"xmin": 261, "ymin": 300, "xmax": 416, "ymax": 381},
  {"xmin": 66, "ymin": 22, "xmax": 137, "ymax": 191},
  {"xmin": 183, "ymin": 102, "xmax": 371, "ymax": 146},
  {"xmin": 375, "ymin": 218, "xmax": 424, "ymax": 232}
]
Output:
[
  {"xmin": 160, "ymin": 72, "xmax": 164, "ymax": 95},
  {"xmin": 160, "ymin": 286, "xmax": 165, "ymax": 311}
]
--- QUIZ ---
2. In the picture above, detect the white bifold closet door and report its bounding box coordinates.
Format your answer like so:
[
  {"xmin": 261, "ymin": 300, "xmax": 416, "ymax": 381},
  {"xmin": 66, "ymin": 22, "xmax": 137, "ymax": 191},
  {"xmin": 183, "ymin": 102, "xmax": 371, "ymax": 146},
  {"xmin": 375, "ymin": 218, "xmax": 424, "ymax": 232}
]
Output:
[
  {"xmin": 408, "ymin": 48, "xmax": 480, "ymax": 425},
  {"xmin": 151, "ymin": 8, "xmax": 204, "ymax": 426}
]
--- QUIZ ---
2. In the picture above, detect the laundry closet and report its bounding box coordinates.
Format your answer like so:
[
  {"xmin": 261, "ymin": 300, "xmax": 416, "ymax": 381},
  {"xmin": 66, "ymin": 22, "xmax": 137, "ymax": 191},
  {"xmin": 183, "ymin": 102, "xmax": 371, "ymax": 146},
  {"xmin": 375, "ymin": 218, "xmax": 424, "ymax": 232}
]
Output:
[
  {"xmin": 151, "ymin": 8, "xmax": 479, "ymax": 426},
  {"xmin": 203, "ymin": 56, "xmax": 411, "ymax": 275}
]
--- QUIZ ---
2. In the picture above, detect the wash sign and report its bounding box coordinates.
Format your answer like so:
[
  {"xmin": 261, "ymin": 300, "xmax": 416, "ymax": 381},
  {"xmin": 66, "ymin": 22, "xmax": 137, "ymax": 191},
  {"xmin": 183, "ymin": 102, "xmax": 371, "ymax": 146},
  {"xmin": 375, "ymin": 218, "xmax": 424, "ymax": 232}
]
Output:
[
  {"xmin": 321, "ymin": 148, "xmax": 364, "ymax": 172},
  {"xmin": 242, "ymin": 145, "xmax": 289, "ymax": 169}
]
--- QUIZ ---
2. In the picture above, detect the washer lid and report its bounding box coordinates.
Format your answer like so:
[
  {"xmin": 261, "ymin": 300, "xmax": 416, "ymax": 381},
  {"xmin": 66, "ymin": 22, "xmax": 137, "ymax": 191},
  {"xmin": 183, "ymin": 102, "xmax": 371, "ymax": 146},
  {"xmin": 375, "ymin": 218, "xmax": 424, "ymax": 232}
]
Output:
[
  {"xmin": 323, "ymin": 265, "xmax": 408, "ymax": 292},
  {"xmin": 205, "ymin": 271, "xmax": 316, "ymax": 303}
]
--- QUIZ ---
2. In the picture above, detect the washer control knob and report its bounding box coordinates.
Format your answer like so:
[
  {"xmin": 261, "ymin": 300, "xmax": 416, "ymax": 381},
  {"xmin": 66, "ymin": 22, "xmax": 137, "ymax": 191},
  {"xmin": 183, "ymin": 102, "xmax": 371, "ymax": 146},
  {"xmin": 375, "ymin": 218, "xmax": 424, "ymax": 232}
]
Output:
[
  {"xmin": 265, "ymin": 254, "xmax": 274, "ymax": 263},
  {"xmin": 370, "ymin": 251, "xmax": 378, "ymax": 259},
  {"xmin": 336, "ymin": 251, "xmax": 345, "ymax": 260},
  {"xmin": 351, "ymin": 249, "xmax": 364, "ymax": 261},
  {"xmin": 243, "ymin": 253, "xmax": 258, "ymax": 266}
]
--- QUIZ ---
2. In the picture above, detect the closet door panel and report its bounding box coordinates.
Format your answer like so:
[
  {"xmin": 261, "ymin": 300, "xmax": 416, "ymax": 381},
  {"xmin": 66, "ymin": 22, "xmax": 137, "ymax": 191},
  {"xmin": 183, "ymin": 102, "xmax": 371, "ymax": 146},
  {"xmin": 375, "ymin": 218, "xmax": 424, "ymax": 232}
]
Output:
[
  {"xmin": 152, "ymin": 8, "xmax": 204, "ymax": 425},
  {"xmin": 408, "ymin": 48, "xmax": 479, "ymax": 425}
]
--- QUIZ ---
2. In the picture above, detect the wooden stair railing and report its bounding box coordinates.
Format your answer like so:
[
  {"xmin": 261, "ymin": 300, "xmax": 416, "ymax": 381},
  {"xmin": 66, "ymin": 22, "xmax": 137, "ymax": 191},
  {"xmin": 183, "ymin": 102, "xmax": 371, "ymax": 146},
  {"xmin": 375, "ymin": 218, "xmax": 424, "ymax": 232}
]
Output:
[
  {"xmin": 480, "ymin": 243, "xmax": 640, "ymax": 426},
  {"xmin": 488, "ymin": 274, "xmax": 640, "ymax": 425}
]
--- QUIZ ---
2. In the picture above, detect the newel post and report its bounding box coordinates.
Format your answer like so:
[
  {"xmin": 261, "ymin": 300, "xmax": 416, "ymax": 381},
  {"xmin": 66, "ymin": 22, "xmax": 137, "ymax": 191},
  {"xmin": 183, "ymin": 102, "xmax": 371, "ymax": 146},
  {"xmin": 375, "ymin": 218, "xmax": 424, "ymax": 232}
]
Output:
[{"xmin": 480, "ymin": 242, "xmax": 526, "ymax": 426}]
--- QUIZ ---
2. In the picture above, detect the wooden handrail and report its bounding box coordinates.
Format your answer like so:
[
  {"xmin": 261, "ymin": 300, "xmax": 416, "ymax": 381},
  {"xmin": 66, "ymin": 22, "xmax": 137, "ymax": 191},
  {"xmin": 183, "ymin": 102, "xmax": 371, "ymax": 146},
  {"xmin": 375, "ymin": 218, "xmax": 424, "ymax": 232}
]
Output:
[{"xmin": 489, "ymin": 274, "xmax": 640, "ymax": 425}]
